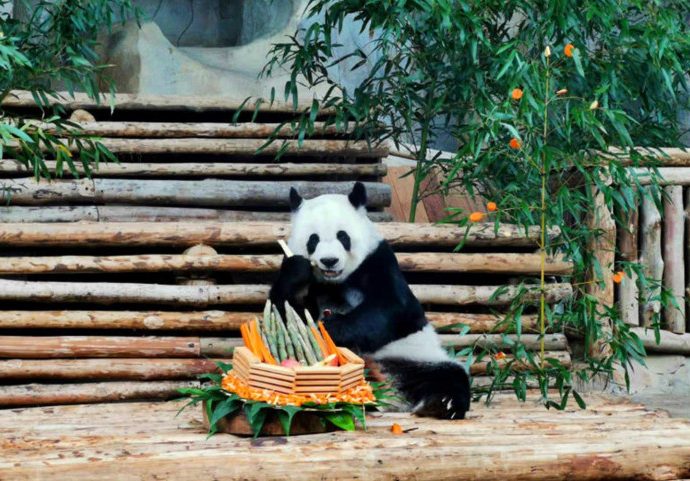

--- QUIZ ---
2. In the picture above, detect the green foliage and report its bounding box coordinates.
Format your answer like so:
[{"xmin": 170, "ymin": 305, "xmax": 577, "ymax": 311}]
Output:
[
  {"xmin": 177, "ymin": 377, "xmax": 388, "ymax": 438},
  {"xmin": 0, "ymin": 0, "xmax": 139, "ymax": 185},
  {"xmin": 262, "ymin": 0, "xmax": 690, "ymax": 408}
]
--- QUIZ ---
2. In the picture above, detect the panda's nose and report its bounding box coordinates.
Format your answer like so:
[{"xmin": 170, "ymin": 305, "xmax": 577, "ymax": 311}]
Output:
[{"xmin": 320, "ymin": 257, "xmax": 339, "ymax": 268}]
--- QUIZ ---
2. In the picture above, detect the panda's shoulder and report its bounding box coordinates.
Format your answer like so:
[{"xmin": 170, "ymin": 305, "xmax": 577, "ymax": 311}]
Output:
[{"xmin": 363, "ymin": 239, "xmax": 398, "ymax": 268}]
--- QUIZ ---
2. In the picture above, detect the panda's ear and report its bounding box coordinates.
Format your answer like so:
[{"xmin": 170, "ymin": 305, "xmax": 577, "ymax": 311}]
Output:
[
  {"xmin": 289, "ymin": 187, "xmax": 303, "ymax": 212},
  {"xmin": 348, "ymin": 182, "xmax": 367, "ymax": 209}
]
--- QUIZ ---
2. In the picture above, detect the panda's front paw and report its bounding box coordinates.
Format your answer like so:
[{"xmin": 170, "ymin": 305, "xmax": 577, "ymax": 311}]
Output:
[{"xmin": 280, "ymin": 255, "xmax": 313, "ymax": 288}]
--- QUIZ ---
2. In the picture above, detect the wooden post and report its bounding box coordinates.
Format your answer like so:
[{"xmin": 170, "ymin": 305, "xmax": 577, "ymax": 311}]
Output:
[
  {"xmin": 662, "ymin": 185, "xmax": 685, "ymax": 333},
  {"xmin": 586, "ymin": 186, "xmax": 616, "ymax": 359},
  {"xmin": 640, "ymin": 195, "xmax": 663, "ymax": 327},
  {"xmin": 616, "ymin": 191, "xmax": 640, "ymax": 326},
  {"xmin": 686, "ymin": 187, "xmax": 690, "ymax": 333}
]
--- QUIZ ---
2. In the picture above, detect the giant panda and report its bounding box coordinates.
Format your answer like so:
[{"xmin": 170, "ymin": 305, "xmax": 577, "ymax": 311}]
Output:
[{"xmin": 269, "ymin": 182, "xmax": 471, "ymax": 419}]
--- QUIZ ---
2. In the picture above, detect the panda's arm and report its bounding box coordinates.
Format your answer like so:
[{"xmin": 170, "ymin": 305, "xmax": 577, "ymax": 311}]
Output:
[
  {"xmin": 269, "ymin": 255, "xmax": 314, "ymax": 314},
  {"xmin": 322, "ymin": 300, "xmax": 409, "ymax": 353}
]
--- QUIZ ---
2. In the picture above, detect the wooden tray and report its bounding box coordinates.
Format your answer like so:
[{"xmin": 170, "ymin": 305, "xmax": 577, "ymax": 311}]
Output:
[
  {"xmin": 202, "ymin": 405, "xmax": 338, "ymax": 436},
  {"xmin": 233, "ymin": 346, "xmax": 365, "ymax": 395}
]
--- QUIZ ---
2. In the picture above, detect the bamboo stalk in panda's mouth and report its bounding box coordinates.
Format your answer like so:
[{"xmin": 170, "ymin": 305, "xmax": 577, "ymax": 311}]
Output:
[{"xmin": 277, "ymin": 239, "xmax": 293, "ymax": 258}]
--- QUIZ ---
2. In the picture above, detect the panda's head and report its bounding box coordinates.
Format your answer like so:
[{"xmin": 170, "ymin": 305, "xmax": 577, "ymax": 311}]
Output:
[{"xmin": 288, "ymin": 182, "xmax": 382, "ymax": 283}]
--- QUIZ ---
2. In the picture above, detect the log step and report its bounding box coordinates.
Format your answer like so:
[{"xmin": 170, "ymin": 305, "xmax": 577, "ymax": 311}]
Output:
[
  {"xmin": 0, "ymin": 160, "xmax": 387, "ymax": 178},
  {"xmin": 0, "ymin": 179, "xmax": 391, "ymax": 208},
  {"xmin": 26, "ymin": 121, "xmax": 349, "ymax": 139},
  {"xmin": 0, "ymin": 252, "xmax": 573, "ymax": 275},
  {"xmin": 3, "ymin": 90, "xmax": 318, "ymax": 113},
  {"xmin": 62, "ymin": 138, "xmax": 387, "ymax": 157},
  {"xmin": 0, "ymin": 358, "xmax": 224, "ymax": 380},
  {"xmin": 632, "ymin": 327, "xmax": 690, "ymax": 354},
  {"xmin": 0, "ymin": 206, "xmax": 393, "ymax": 223},
  {"xmin": 0, "ymin": 311, "xmax": 541, "ymax": 334},
  {"xmin": 0, "ymin": 221, "xmax": 556, "ymax": 247},
  {"xmin": 0, "ymin": 279, "xmax": 573, "ymax": 306},
  {"xmin": 0, "ymin": 381, "xmax": 197, "ymax": 407},
  {"xmin": 0, "ymin": 334, "xmax": 568, "ymax": 359}
]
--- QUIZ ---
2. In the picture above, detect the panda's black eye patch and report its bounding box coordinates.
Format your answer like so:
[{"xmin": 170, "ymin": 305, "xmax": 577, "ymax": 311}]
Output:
[
  {"xmin": 307, "ymin": 234, "xmax": 319, "ymax": 254},
  {"xmin": 337, "ymin": 230, "xmax": 351, "ymax": 251}
]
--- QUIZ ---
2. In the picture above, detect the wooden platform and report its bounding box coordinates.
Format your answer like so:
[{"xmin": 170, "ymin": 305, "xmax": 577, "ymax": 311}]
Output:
[{"xmin": 1, "ymin": 394, "xmax": 689, "ymax": 480}]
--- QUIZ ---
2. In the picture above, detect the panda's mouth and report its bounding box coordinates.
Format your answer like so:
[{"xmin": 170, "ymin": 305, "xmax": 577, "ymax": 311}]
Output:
[{"xmin": 320, "ymin": 269, "xmax": 343, "ymax": 279}]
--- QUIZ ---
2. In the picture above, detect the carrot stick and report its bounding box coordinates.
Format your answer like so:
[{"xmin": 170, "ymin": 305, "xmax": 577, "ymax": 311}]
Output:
[
  {"xmin": 240, "ymin": 323, "xmax": 252, "ymax": 351},
  {"xmin": 318, "ymin": 321, "xmax": 347, "ymax": 365},
  {"xmin": 310, "ymin": 326, "xmax": 329, "ymax": 358},
  {"xmin": 244, "ymin": 322, "xmax": 260, "ymax": 360},
  {"xmin": 252, "ymin": 316, "xmax": 277, "ymax": 364}
]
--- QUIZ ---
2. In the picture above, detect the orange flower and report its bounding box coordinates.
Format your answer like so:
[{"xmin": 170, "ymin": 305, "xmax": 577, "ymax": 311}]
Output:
[
  {"xmin": 564, "ymin": 43, "xmax": 575, "ymax": 57},
  {"xmin": 469, "ymin": 212, "xmax": 485, "ymax": 222},
  {"xmin": 495, "ymin": 351, "xmax": 507, "ymax": 360},
  {"xmin": 509, "ymin": 137, "xmax": 521, "ymax": 150},
  {"xmin": 556, "ymin": 88, "xmax": 568, "ymax": 96},
  {"xmin": 487, "ymin": 201, "xmax": 497, "ymax": 212},
  {"xmin": 391, "ymin": 423, "xmax": 403, "ymax": 435},
  {"xmin": 612, "ymin": 271, "xmax": 625, "ymax": 284},
  {"xmin": 511, "ymin": 88, "xmax": 523, "ymax": 100}
]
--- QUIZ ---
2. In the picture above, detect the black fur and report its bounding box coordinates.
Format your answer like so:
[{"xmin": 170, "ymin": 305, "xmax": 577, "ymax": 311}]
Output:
[
  {"xmin": 348, "ymin": 181, "xmax": 367, "ymax": 209},
  {"xmin": 269, "ymin": 255, "xmax": 314, "ymax": 311},
  {"xmin": 377, "ymin": 359, "xmax": 470, "ymax": 419},
  {"xmin": 336, "ymin": 230, "xmax": 351, "ymax": 251},
  {"xmin": 269, "ymin": 234, "xmax": 471, "ymax": 420},
  {"xmin": 306, "ymin": 234, "xmax": 319, "ymax": 254},
  {"xmin": 289, "ymin": 187, "xmax": 303, "ymax": 212}
]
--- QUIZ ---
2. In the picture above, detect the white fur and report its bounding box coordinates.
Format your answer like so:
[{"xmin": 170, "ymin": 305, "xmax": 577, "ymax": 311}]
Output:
[
  {"xmin": 288, "ymin": 193, "xmax": 381, "ymax": 283},
  {"xmin": 372, "ymin": 324, "xmax": 451, "ymax": 363}
]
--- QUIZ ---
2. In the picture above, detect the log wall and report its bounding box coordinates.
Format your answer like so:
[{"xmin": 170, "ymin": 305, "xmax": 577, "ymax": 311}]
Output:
[{"xmin": 0, "ymin": 92, "xmax": 574, "ymax": 406}]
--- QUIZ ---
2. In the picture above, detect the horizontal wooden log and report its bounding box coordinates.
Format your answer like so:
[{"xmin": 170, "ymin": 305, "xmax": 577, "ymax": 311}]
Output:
[
  {"xmin": 0, "ymin": 279, "xmax": 573, "ymax": 306},
  {"xmin": 30, "ymin": 121, "xmax": 348, "ymax": 138},
  {"xmin": 0, "ymin": 279, "xmax": 268, "ymax": 306},
  {"xmin": 0, "ymin": 333, "xmax": 567, "ymax": 359},
  {"xmin": 0, "ymin": 352, "xmax": 566, "ymax": 380},
  {"xmin": 199, "ymin": 334, "xmax": 569, "ymax": 356},
  {"xmin": 0, "ymin": 159, "xmax": 386, "ymax": 177},
  {"xmin": 633, "ymin": 327, "xmax": 690, "ymax": 354},
  {"xmin": 3, "ymin": 89, "xmax": 319, "ymax": 113},
  {"xmin": 0, "ymin": 310, "xmax": 539, "ymax": 334},
  {"xmin": 0, "ymin": 310, "xmax": 249, "ymax": 331},
  {"xmin": 0, "ymin": 252, "xmax": 572, "ymax": 276},
  {"xmin": 410, "ymin": 283, "xmax": 573, "ymax": 306},
  {"xmin": 0, "ymin": 381, "xmax": 197, "ymax": 407},
  {"xmin": 0, "ymin": 205, "xmax": 392, "ymax": 222},
  {"xmin": 468, "ymin": 351, "xmax": 571, "ymax": 376},
  {"xmin": 0, "ymin": 358, "xmax": 224, "ymax": 380},
  {"xmin": 0, "ymin": 179, "xmax": 391, "ymax": 208},
  {"xmin": 0, "ymin": 336, "xmax": 201, "ymax": 359},
  {"xmin": 597, "ymin": 147, "xmax": 690, "ymax": 166},
  {"xmin": 68, "ymin": 138, "xmax": 387, "ymax": 158},
  {"xmin": 0, "ymin": 221, "xmax": 553, "ymax": 247},
  {"xmin": 631, "ymin": 167, "xmax": 690, "ymax": 185},
  {"xmin": 429, "ymin": 313, "xmax": 541, "ymax": 333},
  {"xmin": 441, "ymin": 333, "xmax": 568, "ymax": 351}
]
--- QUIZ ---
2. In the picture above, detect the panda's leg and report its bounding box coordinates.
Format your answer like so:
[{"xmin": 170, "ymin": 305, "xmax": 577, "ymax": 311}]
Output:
[
  {"xmin": 371, "ymin": 324, "xmax": 471, "ymax": 419},
  {"xmin": 376, "ymin": 358, "xmax": 471, "ymax": 419}
]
